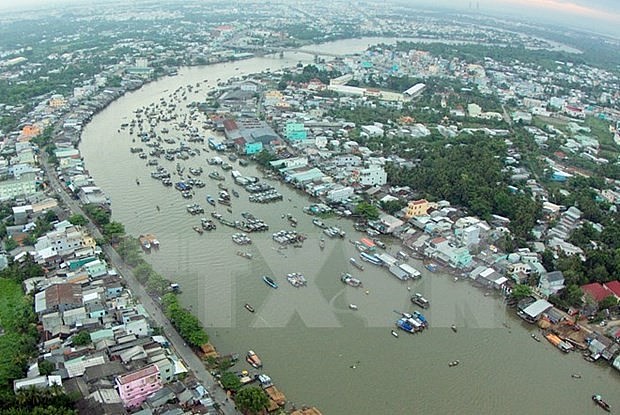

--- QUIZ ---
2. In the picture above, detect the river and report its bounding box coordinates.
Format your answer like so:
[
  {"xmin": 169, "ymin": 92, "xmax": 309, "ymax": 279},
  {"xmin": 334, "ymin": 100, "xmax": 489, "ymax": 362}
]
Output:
[{"xmin": 79, "ymin": 38, "xmax": 618, "ymax": 414}]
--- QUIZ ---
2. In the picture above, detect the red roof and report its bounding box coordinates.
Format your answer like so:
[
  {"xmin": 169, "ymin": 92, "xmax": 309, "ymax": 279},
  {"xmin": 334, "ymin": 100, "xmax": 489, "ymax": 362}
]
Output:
[
  {"xmin": 604, "ymin": 280, "xmax": 620, "ymax": 298},
  {"xmin": 580, "ymin": 283, "xmax": 613, "ymax": 302}
]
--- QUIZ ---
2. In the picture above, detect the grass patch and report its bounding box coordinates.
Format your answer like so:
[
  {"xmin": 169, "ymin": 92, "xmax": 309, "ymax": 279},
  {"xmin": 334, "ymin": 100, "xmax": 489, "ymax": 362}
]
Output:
[{"xmin": 0, "ymin": 278, "xmax": 35, "ymax": 389}]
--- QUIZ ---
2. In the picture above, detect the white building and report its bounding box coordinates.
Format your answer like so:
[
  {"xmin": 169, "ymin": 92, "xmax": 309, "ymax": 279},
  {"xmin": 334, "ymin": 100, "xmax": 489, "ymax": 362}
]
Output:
[
  {"xmin": 34, "ymin": 222, "xmax": 96, "ymax": 258},
  {"xmin": 357, "ymin": 165, "xmax": 387, "ymax": 186},
  {"xmin": 326, "ymin": 186, "xmax": 354, "ymax": 203}
]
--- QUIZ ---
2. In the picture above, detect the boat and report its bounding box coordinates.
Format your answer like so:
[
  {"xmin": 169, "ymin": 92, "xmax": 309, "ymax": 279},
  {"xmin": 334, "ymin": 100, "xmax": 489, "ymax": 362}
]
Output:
[
  {"xmin": 138, "ymin": 235, "xmax": 151, "ymax": 251},
  {"xmin": 396, "ymin": 318, "xmax": 416, "ymax": 334},
  {"xmin": 246, "ymin": 350, "xmax": 262, "ymax": 368},
  {"xmin": 451, "ymin": 324, "xmax": 457, "ymax": 333},
  {"xmin": 312, "ymin": 218, "xmax": 327, "ymax": 229},
  {"xmin": 349, "ymin": 304, "xmax": 358, "ymax": 310},
  {"xmin": 531, "ymin": 333, "xmax": 541, "ymax": 342},
  {"xmin": 244, "ymin": 303, "xmax": 255, "ymax": 313},
  {"xmin": 448, "ymin": 360, "xmax": 460, "ymax": 367},
  {"xmin": 206, "ymin": 195, "xmax": 215, "ymax": 206},
  {"xmin": 136, "ymin": 178, "xmax": 140, "ymax": 185},
  {"xmin": 236, "ymin": 251, "xmax": 253, "ymax": 259},
  {"xmin": 145, "ymin": 234, "xmax": 160, "ymax": 249},
  {"xmin": 232, "ymin": 189, "xmax": 239, "ymax": 198},
  {"xmin": 360, "ymin": 252, "xmax": 382, "ymax": 265},
  {"xmin": 571, "ymin": 373, "xmax": 581, "ymax": 379},
  {"xmin": 349, "ymin": 257, "xmax": 364, "ymax": 271},
  {"xmin": 391, "ymin": 330, "xmax": 399, "ymax": 338},
  {"xmin": 592, "ymin": 395, "xmax": 611, "ymax": 412},
  {"xmin": 262, "ymin": 276, "xmax": 278, "ymax": 289},
  {"xmin": 411, "ymin": 293, "xmax": 430, "ymax": 309},
  {"xmin": 193, "ymin": 226, "xmax": 204, "ymax": 235},
  {"xmin": 341, "ymin": 272, "xmax": 362, "ymax": 288},
  {"xmin": 319, "ymin": 237, "xmax": 325, "ymax": 250}
]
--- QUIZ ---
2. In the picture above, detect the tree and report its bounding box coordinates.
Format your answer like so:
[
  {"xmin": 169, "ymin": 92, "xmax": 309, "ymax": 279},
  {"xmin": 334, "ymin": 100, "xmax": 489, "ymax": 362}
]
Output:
[
  {"xmin": 380, "ymin": 199, "xmax": 405, "ymax": 215},
  {"xmin": 510, "ymin": 284, "xmax": 532, "ymax": 301},
  {"xmin": 598, "ymin": 295, "xmax": 618, "ymax": 311},
  {"xmin": 354, "ymin": 202, "xmax": 379, "ymax": 221},
  {"xmin": 102, "ymin": 221, "xmax": 125, "ymax": 242},
  {"xmin": 38, "ymin": 360, "xmax": 55, "ymax": 376},
  {"xmin": 234, "ymin": 387, "xmax": 269, "ymax": 415},
  {"xmin": 220, "ymin": 371, "xmax": 242, "ymax": 392},
  {"xmin": 71, "ymin": 331, "xmax": 91, "ymax": 346},
  {"xmin": 68, "ymin": 214, "xmax": 87, "ymax": 226}
]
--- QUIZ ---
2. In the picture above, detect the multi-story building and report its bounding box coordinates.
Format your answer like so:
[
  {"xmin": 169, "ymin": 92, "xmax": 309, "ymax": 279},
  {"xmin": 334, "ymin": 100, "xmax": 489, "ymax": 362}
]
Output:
[
  {"xmin": 34, "ymin": 222, "xmax": 96, "ymax": 258},
  {"xmin": 357, "ymin": 165, "xmax": 387, "ymax": 186},
  {"xmin": 404, "ymin": 199, "xmax": 429, "ymax": 219},
  {"xmin": 0, "ymin": 172, "xmax": 37, "ymax": 199},
  {"xmin": 115, "ymin": 364, "xmax": 162, "ymax": 408}
]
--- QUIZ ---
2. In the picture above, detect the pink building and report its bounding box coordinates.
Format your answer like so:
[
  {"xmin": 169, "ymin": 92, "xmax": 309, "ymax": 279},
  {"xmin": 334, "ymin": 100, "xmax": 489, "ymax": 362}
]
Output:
[{"xmin": 115, "ymin": 364, "xmax": 162, "ymax": 408}]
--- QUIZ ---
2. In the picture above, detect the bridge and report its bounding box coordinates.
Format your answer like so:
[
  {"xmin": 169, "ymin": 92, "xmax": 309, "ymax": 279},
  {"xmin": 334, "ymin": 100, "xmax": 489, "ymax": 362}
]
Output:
[{"xmin": 230, "ymin": 45, "xmax": 347, "ymax": 59}]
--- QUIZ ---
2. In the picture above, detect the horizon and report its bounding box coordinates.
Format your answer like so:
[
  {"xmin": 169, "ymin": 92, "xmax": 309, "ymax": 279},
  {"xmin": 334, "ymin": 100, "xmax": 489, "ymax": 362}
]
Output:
[{"xmin": 0, "ymin": 0, "xmax": 618, "ymax": 37}]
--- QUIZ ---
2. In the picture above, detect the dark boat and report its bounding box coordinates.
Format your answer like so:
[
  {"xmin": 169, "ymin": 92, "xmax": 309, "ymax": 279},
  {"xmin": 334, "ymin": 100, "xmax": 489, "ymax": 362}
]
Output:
[
  {"xmin": 136, "ymin": 178, "xmax": 140, "ymax": 185},
  {"xmin": 451, "ymin": 325, "xmax": 457, "ymax": 333},
  {"xmin": 592, "ymin": 395, "xmax": 611, "ymax": 412},
  {"xmin": 232, "ymin": 189, "xmax": 239, "ymax": 198},
  {"xmin": 244, "ymin": 303, "xmax": 255, "ymax": 313},
  {"xmin": 262, "ymin": 276, "xmax": 278, "ymax": 289}
]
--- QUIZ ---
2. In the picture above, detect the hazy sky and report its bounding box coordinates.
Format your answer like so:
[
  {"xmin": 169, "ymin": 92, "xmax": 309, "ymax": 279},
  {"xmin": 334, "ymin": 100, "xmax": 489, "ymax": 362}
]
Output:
[{"xmin": 0, "ymin": 0, "xmax": 618, "ymax": 36}]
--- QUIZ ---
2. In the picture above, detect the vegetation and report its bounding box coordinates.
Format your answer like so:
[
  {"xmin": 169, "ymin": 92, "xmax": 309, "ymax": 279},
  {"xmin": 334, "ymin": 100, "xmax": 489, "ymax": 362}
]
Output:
[
  {"xmin": 161, "ymin": 293, "xmax": 209, "ymax": 348},
  {"xmin": 37, "ymin": 361, "xmax": 55, "ymax": 377},
  {"xmin": 67, "ymin": 214, "xmax": 87, "ymax": 227},
  {"xmin": 510, "ymin": 284, "xmax": 533, "ymax": 301},
  {"xmin": 234, "ymin": 387, "xmax": 269, "ymax": 415},
  {"xmin": 219, "ymin": 371, "xmax": 242, "ymax": 392},
  {"xmin": 0, "ymin": 386, "xmax": 77, "ymax": 414},
  {"xmin": 354, "ymin": 202, "xmax": 379, "ymax": 221},
  {"xmin": 82, "ymin": 204, "xmax": 110, "ymax": 226},
  {"xmin": 0, "ymin": 279, "xmax": 38, "ymax": 390},
  {"xmin": 71, "ymin": 331, "xmax": 91, "ymax": 347}
]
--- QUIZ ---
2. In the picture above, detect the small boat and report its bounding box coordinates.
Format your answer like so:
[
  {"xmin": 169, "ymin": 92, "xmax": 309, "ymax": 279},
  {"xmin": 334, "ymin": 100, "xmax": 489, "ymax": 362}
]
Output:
[
  {"xmin": 592, "ymin": 395, "xmax": 611, "ymax": 412},
  {"xmin": 451, "ymin": 325, "xmax": 457, "ymax": 333},
  {"xmin": 244, "ymin": 303, "xmax": 255, "ymax": 313},
  {"xmin": 206, "ymin": 195, "xmax": 215, "ymax": 206},
  {"xmin": 232, "ymin": 189, "xmax": 239, "ymax": 198},
  {"xmin": 262, "ymin": 276, "xmax": 278, "ymax": 289},
  {"xmin": 531, "ymin": 333, "xmax": 541, "ymax": 342},
  {"xmin": 136, "ymin": 178, "xmax": 140, "ymax": 185},
  {"xmin": 349, "ymin": 304, "xmax": 358, "ymax": 310},
  {"xmin": 246, "ymin": 350, "xmax": 262, "ymax": 368},
  {"xmin": 411, "ymin": 293, "xmax": 430, "ymax": 309},
  {"xmin": 391, "ymin": 330, "xmax": 399, "ymax": 338},
  {"xmin": 448, "ymin": 360, "xmax": 460, "ymax": 367},
  {"xmin": 193, "ymin": 226, "xmax": 204, "ymax": 235},
  {"xmin": 349, "ymin": 257, "xmax": 364, "ymax": 271},
  {"xmin": 571, "ymin": 373, "xmax": 581, "ymax": 379},
  {"xmin": 319, "ymin": 237, "xmax": 325, "ymax": 250},
  {"xmin": 156, "ymin": 205, "xmax": 160, "ymax": 212}
]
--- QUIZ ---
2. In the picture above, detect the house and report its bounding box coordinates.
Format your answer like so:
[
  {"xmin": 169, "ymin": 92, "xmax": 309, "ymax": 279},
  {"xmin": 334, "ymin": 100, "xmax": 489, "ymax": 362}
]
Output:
[
  {"xmin": 518, "ymin": 299, "xmax": 553, "ymax": 323},
  {"xmin": 115, "ymin": 364, "xmax": 162, "ymax": 408},
  {"xmin": 42, "ymin": 283, "xmax": 83, "ymax": 313},
  {"xmin": 538, "ymin": 270, "xmax": 565, "ymax": 297},
  {"xmin": 581, "ymin": 282, "xmax": 616, "ymax": 303},
  {"xmin": 404, "ymin": 199, "xmax": 429, "ymax": 219},
  {"xmin": 356, "ymin": 165, "xmax": 387, "ymax": 186}
]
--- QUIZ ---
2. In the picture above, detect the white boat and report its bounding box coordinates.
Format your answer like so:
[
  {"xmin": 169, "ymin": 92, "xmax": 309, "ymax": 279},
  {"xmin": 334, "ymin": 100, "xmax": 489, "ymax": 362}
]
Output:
[
  {"xmin": 349, "ymin": 304, "xmax": 358, "ymax": 310},
  {"xmin": 391, "ymin": 330, "xmax": 399, "ymax": 338}
]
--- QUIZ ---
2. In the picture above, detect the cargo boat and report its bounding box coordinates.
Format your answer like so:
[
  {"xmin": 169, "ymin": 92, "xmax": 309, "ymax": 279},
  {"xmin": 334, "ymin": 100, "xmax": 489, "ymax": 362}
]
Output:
[
  {"xmin": 246, "ymin": 350, "xmax": 262, "ymax": 368},
  {"xmin": 411, "ymin": 292, "xmax": 430, "ymax": 309},
  {"xmin": 262, "ymin": 276, "xmax": 278, "ymax": 289}
]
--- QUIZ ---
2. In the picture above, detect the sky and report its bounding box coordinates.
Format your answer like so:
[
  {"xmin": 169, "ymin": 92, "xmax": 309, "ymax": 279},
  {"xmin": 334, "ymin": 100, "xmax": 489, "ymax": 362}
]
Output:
[{"xmin": 0, "ymin": 0, "xmax": 618, "ymax": 36}]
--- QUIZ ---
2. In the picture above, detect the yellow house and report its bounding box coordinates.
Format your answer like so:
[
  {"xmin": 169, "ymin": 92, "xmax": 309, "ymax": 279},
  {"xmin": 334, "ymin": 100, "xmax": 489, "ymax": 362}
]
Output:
[{"xmin": 405, "ymin": 199, "xmax": 429, "ymax": 219}]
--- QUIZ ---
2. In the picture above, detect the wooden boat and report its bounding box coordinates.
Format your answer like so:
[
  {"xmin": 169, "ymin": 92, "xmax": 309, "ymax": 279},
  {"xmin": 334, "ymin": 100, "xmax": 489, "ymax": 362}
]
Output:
[
  {"xmin": 592, "ymin": 395, "xmax": 610, "ymax": 412},
  {"xmin": 244, "ymin": 303, "xmax": 255, "ymax": 313},
  {"xmin": 246, "ymin": 350, "xmax": 262, "ymax": 368},
  {"xmin": 391, "ymin": 330, "xmax": 399, "ymax": 338},
  {"xmin": 451, "ymin": 325, "xmax": 457, "ymax": 333}
]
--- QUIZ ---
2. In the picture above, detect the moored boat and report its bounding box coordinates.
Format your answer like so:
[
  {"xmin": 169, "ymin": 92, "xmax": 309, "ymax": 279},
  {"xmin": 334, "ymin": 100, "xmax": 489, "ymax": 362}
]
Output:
[
  {"xmin": 411, "ymin": 292, "xmax": 430, "ymax": 309},
  {"xmin": 138, "ymin": 235, "xmax": 151, "ymax": 251},
  {"xmin": 350, "ymin": 257, "xmax": 364, "ymax": 271},
  {"xmin": 262, "ymin": 276, "xmax": 278, "ymax": 289},
  {"xmin": 592, "ymin": 395, "xmax": 611, "ymax": 412},
  {"xmin": 246, "ymin": 350, "xmax": 262, "ymax": 368},
  {"xmin": 341, "ymin": 272, "xmax": 362, "ymax": 288}
]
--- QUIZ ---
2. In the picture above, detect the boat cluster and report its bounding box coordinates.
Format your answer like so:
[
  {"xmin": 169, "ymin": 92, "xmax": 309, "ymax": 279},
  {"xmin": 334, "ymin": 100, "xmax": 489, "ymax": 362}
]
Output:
[
  {"xmin": 272, "ymin": 230, "xmax": 306, "ymax": 245},
  {"xmin": 323, "ymin": 226, "xmax": 346, "ymax": 238},
  {"xmin": 232, "ymin": 232, "xmax": 252, "ymax": 245},
  {"xmin": 340, "ymin": 272, "xmax": 363, "ymax": 287},
  {"xmin": 200, "ymin": 218, "xmax": 216, "ymax": 231},
  {"xmin": 286, "ymin": 272, "xmax": 307, "ymax": 287},
  {"xmin": 395, "ymin": 310, "xmax": 429, "ymax": 334},
  {"xmin": 248, "ymin": 189, "xmax": 283, "ymax": 203},
  {"xmin": 186, "ymin": 203, "xmax": 204, "ymax": 215}
]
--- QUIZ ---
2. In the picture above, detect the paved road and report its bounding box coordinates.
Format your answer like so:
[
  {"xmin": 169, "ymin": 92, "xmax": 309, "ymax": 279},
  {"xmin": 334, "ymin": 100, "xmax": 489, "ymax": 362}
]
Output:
[{"xmin": 41, "ymin": 155, "xmax": 238, "ymax": 414}]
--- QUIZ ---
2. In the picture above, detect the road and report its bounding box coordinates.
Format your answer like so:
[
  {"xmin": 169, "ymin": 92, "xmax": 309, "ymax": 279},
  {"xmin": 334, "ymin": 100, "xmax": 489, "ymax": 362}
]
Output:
[{"xmin": 41, "ymin": 154, "xmax": 238, "ymax": 414}]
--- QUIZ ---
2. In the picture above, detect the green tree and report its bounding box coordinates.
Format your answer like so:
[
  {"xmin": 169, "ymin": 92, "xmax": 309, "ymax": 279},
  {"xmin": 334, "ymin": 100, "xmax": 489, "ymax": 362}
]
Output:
[
  {"xmin": 598, "ymin": 295, "xmax": 618, "ymax": 310},
  {"xmin": 67, "ymin": 214, "xmax": 87, "ymax": 226},
  {"xmin": 71, "ymin": 331, "xmax": 91, "ymax": 346},
  {"xmin": 354, "ymin": 202, "xmax": 379, "ymax": 221},
  {"xmin": 102, "ymin": 221, "xmax": 125, "ymax": 242},
  {"xmin": 219, "ymin": 371, "xmax": 242, "ymax": 392},
  {"xmin": 380, "ymin": 199, "xmax": 405, "ymax": 215},
  {"xmin": 37, "ymin": 360, "xmax": 55, "ymax": 376},
  {"xmin": 510, "ymin": 284, "xmax": 533, "ymax": 301},
  {"xmin": 4, "ymin": 237, "xmax": 18, "ymax": 251},
  {"xmin": 234, "ymin": 387, "xmax": 269, "ymax": 415}
]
